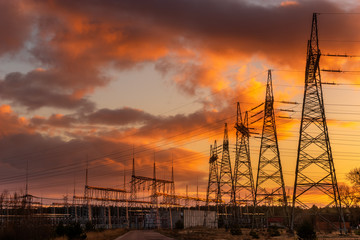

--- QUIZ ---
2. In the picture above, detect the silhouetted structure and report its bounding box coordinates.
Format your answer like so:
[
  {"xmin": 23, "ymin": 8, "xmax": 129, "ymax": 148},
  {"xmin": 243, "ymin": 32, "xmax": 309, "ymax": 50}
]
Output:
[
  {"xmin": 218, "ymin": 123, "xmax": 234, "ymax": 227},
  {"xmin": 233, "ymin": 103, "xmax": 255, "ymax": 205},
  {"xmin": 291, "ymin": 13, "xmax": 346, "ymax": 233},
  {"xmin": 233, "ymin": 103, "xmax": 255, "ymax": 226},
  {"xmin": 254, "ymin": 70, "xmax": 287, "ymax": 226},
  {"xmin": 205, "ymin": 140, "xmax": 221, "ymax": 226}
]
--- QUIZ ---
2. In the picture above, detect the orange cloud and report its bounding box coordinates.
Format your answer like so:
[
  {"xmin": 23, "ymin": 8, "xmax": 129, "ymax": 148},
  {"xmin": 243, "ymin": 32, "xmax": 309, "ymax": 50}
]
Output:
[
  {"xmin": 281, "ymin": 1, "xmax": 299, "ymax": 7},
  {"xmin": 0, "ymin": 0, "xmax": 359, "ymax": 201},
  {"xmin": 0, "ymin": 105, "xmax": 33, "ymax": 137}
]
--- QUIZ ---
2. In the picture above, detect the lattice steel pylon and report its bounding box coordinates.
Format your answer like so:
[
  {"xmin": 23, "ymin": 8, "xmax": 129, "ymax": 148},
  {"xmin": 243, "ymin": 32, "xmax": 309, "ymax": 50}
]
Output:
[
  {"xmin": 291, "ymin": 13, "xmax": 346, "ymax": 233},
  {"xmin": 206, "ymin": 140, "xmax": 220, "ymax": 205},
  {"xmin": 218, "ymin": 123, "xmax": 234, "ymax": 227},
  {"xmin": 205, "ymin": 140, "xmax": 220, "ymax": 227},
  {"xmin": 218, "ymin": 123, "xmax": 234, "ymax": 203},
  {"xmin": 254, "ymin": 70, "xmax": 287, "ymax": 214},
  {"xmin": 233, "ymin": 103, "xmax": 255, "ymax": 205}
]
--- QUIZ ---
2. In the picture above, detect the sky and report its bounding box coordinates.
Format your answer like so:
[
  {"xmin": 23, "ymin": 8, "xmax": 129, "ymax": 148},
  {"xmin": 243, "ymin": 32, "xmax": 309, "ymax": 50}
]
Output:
[{"xmin": 0, "ymin": 0, "xmax": 360, "ymax": 205}]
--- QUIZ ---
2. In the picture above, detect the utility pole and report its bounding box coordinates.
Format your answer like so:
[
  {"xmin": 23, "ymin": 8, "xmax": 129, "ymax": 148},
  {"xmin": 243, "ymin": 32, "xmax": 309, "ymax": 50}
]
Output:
[
  {"xmin": 25, "ymin": 159, "xmax": 29, "ymax": 208},
  {"xmin": 124, "ymin": 167, "xmax": 129, "ymax": 228},
  {"xmin": 85, "ymin": 156, "xmax": 92, "ymax": 222},
  {"xmin": 152, "ymin": 154, "xmax": 160, "ymax": 229},
  {"xmin": 170, "ymin": 157, "xmax": 174, "ymax": 229},
  {"xmin": 291, "ymin": 13, "xmax": 346, "ymax": 233},
  {"xmin": 25, "ymin": 159, "xmax": 28, "ymax": 196},
  {"xmin": 254, "ymin": 70, "xmax": 287, "ymax": 226},
  {"xmin": 185, "ymin": 185, "xmax": 189, "ymax": 207},
  {"xmin": 73, "ymin": 177, "xmax": 78, "ymax": 222},
  {"xmin": 130, "ymin": 150, "xmax": 136, "ymax": 205},
  {"xmin": 170, "ymin": 157, "xmax": 175, "ymax": 205},
  {"xmin": 196, "ymin": 177, "xmax": 200, "ymax": 210}
]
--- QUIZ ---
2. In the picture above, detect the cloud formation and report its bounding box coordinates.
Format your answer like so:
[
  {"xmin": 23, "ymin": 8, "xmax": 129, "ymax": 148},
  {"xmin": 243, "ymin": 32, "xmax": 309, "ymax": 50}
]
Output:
[
  {"xmin": 2, "ymin": 0, "xmax": 359, "ymax": 109},
  {"xmin": 0, "ymin": 70, "xmax": 95, "ymax": 111},
  {"xmin": 0, "ymin": 0, "xmax": 32, "ymax": 55},
  {"xmin": 0, "ymin": 0, "xmax": 358, "ymax": 200}
]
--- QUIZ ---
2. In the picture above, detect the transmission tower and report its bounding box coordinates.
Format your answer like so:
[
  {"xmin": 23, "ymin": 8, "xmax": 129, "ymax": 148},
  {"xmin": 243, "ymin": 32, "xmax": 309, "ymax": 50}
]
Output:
[
  {"xmin": 205, "ymin": 140, "xmax": 220, "ymax": 227},
  {"xmin": 291, "ymin": 13, "xmax": 346, "ymax": 232},
  {"xmin": 218, "ymin": 123, "xmax": 234, "ymax": 203},
  {"xmin": 206, "ymin": 140, "xmax": 220, "ymax": 205},
  {"xmin": 218, "ymin": 123, "xmax": 234, "ymax": 227},
  {"xmin": 254, "ymin": 70, "xmax": 287, "ymax": 214},
  {"xmin": 233, "ymin": 102, "xmax": 255, "ymax": 205}
]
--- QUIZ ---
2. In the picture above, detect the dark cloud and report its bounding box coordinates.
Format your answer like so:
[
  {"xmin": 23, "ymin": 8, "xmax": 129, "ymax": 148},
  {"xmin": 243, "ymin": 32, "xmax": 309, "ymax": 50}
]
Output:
[
  {"xmin": 29, "ymin": 106, "xmax": 229, "ymax": 139},
  {"xmin": 138, "ymin": 110, "xmax": 219, "ymax": 138},
  {"xmin": 31, "ymin": 0, "xmax": 356, "ymax": 99},
  {"xmin": 0, "ymin": 0, "xmax": 32, "ymax": 55},
  {"xmin": 0, "ymin": 71, "xmax": 95, "ymax": 111},
  {"xmin": 37, "ymin": 0, "xmax": 354, "ymax": 66},
  {"xmin": 29, "ymin": 107, "xmax": 157, "ymax": 128},
  {"xmin": 2, "ymin": 0, "xmax": 358, "ymax": 108},
  {"xmin": 86, "ymin": 107, "xmax": 156, "ymax": 125},
  {"xmin": 30, "ymin": 114, "xmax": 76, "ymax": 128}
]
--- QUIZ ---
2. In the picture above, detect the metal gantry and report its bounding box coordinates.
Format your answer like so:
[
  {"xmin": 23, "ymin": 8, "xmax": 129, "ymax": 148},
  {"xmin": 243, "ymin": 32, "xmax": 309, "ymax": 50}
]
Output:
[
  {"xmin": 291, "ymin": 13, "xmax": 346, "ymax": 232},
  {"xmin": 254, "ymin": 70, "xmax": 287, "ymax": 215}
]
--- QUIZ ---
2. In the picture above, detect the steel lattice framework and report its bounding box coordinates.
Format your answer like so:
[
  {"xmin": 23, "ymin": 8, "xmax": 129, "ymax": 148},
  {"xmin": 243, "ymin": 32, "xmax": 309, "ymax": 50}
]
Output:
[
  {"xmin": 255, "ymin": 70, "xmax": 287, "ymax": 209},
  {"xmin": 205, "ymin": 140, "xmax": 221, "ymax": 227},
  {"xmin": 130, "ymin": 157, "xmax": 137, "ymax": 205},
  {"xmin": 218, "ymin": 123, "xmax": 234, "ymax": 204},
  {"xmin": 206, "ymin": 140, "xmax": 221, "ymax": 206},
  {"xmin": 291, "ymin": 13, "xmax": 346, "ymax": 232},
  {"xmin": 233, "ymin": 103, "xmax": 255, "ymax": 205}
]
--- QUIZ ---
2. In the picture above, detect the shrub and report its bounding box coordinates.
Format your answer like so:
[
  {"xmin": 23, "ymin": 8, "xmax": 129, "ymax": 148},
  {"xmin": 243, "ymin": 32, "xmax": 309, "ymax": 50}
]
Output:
[
  {"xmin": 249, "ymin": 230, "xmax": 259, "ymax": 239},
  {"xmin": 85, "ymin": 221, "xmax": 95, "ymax": 232},
  {"xmin": 296, "ymin": 220, "xmax": 316, "ymax": 240},
  {"xmin": 66, "ymin": 222, "xmax": 87, "ymax": 240},
  {"xmin": 0, "ymin": 218, "xmax": 55, "ymax": 240},
  {"xmin": 268, "ymin": 226, "xmax": 281, "ymax": 237},
  {"xmin": 230, "ymin": 226, "xmax": 242, "ymax": 235},
  {"xmin": 175, "ymin": 220, "xmax": 184, "ymax": 229},
  {"xmin": 56, "ymin": 221, "xmax": 66, "ymax": 236}
]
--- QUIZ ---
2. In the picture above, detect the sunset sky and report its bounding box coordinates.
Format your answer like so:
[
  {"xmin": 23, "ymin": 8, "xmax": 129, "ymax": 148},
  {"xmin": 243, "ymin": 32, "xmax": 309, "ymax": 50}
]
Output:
[{"xmin": 0, "ymin": 0, "xmax": 360, "ymax": 205}]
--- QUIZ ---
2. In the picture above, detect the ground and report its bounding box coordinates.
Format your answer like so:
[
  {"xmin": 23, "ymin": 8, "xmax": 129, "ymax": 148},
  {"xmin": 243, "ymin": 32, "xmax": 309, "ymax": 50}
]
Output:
[
  {"xmin": 51, "ymin": 227, "xmax": 360, "ymax": 240},
  {"xmin": 53, "ymin": 228, "xmax": 128, "ymax": 240},
  {"xmin": 157, "ymin": 227, "xmax": 293, "ymax": 240},
  {"xmin": 156, "ymin": 227, "xmax": 360, "ymax": 240}
]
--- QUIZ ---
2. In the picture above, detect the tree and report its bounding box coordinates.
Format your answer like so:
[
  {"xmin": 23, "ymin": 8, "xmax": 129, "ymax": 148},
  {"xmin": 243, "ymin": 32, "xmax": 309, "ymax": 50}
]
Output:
[
  {"xmin": 346, "ymin": 167, "xmax": 360, "ymax": 187},
  {"xmin": 338, "ymin": 184, "xmax": 358, "ymax": 208}
]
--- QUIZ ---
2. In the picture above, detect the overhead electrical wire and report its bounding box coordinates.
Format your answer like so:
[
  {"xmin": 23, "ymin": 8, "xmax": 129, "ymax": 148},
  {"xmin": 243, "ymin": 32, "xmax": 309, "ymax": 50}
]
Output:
[{"xmin": 4, "ymin": 66, "xmax": 360, "ymax": 195}]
